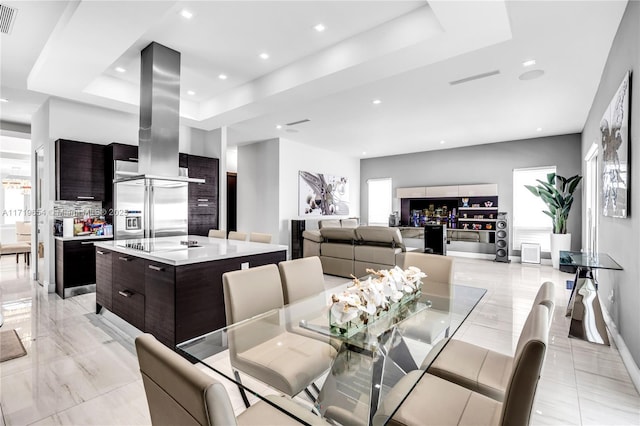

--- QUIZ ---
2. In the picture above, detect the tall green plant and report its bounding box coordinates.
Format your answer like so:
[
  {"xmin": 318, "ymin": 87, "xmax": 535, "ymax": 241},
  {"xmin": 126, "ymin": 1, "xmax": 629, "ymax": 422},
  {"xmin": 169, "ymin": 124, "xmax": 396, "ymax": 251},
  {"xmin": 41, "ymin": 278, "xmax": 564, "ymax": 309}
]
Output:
[{"xmin": 525, "ymin": 173, "xmax": 582, "ymax": 234}]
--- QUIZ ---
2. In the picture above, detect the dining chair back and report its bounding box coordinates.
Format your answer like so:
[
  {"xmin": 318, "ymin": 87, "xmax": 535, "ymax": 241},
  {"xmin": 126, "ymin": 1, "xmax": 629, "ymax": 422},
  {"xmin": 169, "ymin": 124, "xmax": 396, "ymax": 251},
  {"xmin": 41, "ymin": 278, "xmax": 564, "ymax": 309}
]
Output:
[
  {"xmin": 135, "ymin": 333, "xmax": 325, "ymax": 426},
  {"xmin": 222, "ymin": 265, "xmax": 337, "ymax": 399},
  {"xmin": 378, "ymin": 304, "xmax": 550, "ymax": 426},
  {"xmin": 533, "ymin": 281, "xmax": 555, "ymax": 325},
  {"xmin": 249, "ymin": 232, "xmax": 272, "ymax": 244},
  {"xmin": 15, "ymin": 221, "xmax": 31, "ymax": 242},
  {"xmin": 228, "ymin": 231, "xmax": 247, "ymax": 241},
  {"xmin": 278, "ymin": 256, "xmax": 325, "ymax": 305},
  {"xmin": 402, "ymin": 252, "xmax": 454, "ymax": 284},
  {"xmin": 208, "ymin": 229, "xmax": 227, "ymax": 239}
]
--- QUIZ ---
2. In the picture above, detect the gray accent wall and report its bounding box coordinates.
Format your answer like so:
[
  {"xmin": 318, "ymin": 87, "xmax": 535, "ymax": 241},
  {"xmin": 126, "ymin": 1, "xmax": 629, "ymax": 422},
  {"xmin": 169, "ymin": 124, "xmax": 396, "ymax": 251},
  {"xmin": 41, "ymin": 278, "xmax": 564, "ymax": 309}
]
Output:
[
  {"xmin": 360, "ymin": 134, "xmax": 582, "ymax": 252},
  {"xmin": 581, "ymin": 0, "xmax": 640, "ymax": 368}
]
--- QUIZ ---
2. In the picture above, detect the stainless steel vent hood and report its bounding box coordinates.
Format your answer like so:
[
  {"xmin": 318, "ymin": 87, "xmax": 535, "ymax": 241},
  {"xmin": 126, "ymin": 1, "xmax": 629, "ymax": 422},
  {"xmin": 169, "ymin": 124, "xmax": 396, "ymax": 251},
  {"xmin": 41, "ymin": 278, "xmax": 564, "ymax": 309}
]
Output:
[{"xmin": 115, "ymin": 41, "xmax": 203, "ymax": 184}]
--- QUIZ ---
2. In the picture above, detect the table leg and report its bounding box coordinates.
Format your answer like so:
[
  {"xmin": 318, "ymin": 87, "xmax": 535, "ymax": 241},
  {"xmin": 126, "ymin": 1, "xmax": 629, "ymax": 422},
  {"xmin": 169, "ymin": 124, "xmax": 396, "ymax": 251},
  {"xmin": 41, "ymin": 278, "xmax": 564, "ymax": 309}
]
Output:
[{"xmin": 568, "ymin": 269, "xmax": 609, "ymax": 345}]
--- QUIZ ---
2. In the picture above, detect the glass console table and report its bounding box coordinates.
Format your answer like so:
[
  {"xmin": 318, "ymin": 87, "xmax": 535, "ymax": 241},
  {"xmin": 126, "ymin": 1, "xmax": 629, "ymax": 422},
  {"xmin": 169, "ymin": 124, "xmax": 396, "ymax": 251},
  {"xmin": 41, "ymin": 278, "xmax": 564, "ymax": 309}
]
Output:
[
  {"xmin": 560, "ymin": 251, "xmax": 623, "ymax": 345},
  {"xmin": 177, "ymin": 281, "xmax": 486, "ymax": 426}
]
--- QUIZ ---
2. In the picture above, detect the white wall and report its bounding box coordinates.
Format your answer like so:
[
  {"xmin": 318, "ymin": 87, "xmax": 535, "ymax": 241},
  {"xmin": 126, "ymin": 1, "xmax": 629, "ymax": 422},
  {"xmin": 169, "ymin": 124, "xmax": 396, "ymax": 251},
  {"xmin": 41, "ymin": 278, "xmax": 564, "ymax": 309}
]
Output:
[
  {"xmin": 237, "ymin": 137, "xmax": 360, "ymax": 252},
  {"xmin": 279, "ymin": 138, "xmax": 360, "ymax": 242},
  {"xmin": 237, "ymin": 139, "xmax": 280, "ymax": 241}
]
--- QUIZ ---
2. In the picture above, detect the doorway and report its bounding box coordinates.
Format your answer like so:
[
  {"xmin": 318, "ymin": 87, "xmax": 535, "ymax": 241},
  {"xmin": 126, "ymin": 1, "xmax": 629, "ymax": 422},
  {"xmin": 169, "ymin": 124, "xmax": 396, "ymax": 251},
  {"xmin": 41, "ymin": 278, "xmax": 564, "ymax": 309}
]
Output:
[
  {"xmin": 226, "ymin": 172, "xmax": 237, "ymax": 232},
  {"xmin": 585, "ymin": 143, "xmax": 599, "ymax": 253}
]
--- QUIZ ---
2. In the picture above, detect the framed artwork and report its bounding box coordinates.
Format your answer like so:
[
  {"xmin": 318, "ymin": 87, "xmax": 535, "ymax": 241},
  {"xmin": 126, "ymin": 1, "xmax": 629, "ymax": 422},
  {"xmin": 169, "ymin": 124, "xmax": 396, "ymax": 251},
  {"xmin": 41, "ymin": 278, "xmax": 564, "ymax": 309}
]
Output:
[
  {"xmin": 299, "ymin": 171, "xmax": 350, "ymax": 216},
  {"xmin": 600, "ymin": 71, "xmax": 631, "ymax": 218}
]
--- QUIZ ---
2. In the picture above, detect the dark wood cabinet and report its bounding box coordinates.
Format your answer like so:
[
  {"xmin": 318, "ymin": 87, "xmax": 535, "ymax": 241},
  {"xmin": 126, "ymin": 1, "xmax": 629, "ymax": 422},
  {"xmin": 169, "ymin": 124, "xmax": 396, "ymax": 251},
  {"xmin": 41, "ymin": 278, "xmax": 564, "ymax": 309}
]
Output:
[
  {"xmin": 291, "ymin": 220, "xmax": 306, "ymax": 259},
  {"xmin": 55, "ymin": 139, "xmax": 105, "ymax": 201},
  {"xmin": 55, "ymin": 238, "xmax": 111, "ymax": 299},
  {"xmin": 145, "ymin": 261, "xmax": 176, "ymax": 347},
  {"xmin": 112, "ymin": 253, "xmax": 146, "ymax": 331},
  {"xmin": 187, "ymin": 155, "xmax": 219, "ymax": 235},
  {"xmin": 95, "ymin": 248, "xmax": 113, "ymax": 311},
  {"xmin": 96, "ymin": 248, "xmax": 286, "ymax": 348}
]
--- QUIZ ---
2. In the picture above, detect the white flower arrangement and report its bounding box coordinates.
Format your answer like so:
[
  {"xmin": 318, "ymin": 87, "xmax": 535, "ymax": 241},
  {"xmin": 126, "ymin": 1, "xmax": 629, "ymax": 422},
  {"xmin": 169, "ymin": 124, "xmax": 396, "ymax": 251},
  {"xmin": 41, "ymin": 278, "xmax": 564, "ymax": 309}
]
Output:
[{"xmin": 330, "ymin": 266, "xmax": 426, "ymax": 326}]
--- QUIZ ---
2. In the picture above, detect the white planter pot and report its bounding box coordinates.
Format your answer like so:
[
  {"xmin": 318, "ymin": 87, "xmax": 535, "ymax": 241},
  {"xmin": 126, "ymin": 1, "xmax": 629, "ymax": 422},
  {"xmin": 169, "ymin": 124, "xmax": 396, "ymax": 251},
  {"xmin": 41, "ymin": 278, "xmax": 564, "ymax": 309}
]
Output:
[{"xmin": 550, "ymin": 233, "xmax": 571, "ymax": 269}]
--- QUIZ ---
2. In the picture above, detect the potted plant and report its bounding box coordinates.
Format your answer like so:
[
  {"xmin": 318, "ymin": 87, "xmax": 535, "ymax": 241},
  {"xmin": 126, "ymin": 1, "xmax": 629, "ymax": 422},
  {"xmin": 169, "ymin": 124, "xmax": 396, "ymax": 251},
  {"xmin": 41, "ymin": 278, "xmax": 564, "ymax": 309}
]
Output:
[{"xmin": 525, "ymin": 173, "xmax": 582, "ymax": 269}]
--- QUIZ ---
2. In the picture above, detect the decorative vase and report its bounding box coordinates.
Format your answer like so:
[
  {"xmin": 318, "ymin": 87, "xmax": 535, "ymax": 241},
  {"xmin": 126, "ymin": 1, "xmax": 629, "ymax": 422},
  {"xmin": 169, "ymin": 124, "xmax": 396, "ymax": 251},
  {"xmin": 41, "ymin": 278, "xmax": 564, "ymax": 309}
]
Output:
[{"xmin": 550, "ymin": 233, "xmax": 571, "ymax": 269}]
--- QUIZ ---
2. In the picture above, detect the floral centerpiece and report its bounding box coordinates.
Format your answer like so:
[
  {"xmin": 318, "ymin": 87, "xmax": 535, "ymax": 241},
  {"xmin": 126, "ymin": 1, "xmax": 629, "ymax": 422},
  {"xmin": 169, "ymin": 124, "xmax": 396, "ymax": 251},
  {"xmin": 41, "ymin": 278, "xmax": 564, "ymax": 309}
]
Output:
[{"xmin": 329, "ymin": 266, "xmax": 426, "ymax": 336}]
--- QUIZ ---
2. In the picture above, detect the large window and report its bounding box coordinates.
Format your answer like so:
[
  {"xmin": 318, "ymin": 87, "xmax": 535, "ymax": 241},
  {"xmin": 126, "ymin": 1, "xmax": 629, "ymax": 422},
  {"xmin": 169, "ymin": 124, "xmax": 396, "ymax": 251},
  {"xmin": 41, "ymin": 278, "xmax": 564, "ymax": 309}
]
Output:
[
  {"xmin": 512, "ymin": 166, "xmax": 556, "ymax": 251},
  {"xmin": 367, "ymin": 178, "xmax": 392, "ymax": 226}
]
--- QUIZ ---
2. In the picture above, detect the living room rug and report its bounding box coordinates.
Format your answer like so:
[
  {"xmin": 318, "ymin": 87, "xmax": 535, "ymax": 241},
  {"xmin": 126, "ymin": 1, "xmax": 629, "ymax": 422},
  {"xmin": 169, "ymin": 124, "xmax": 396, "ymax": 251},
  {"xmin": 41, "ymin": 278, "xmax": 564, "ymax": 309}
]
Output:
[{"xmin": 0, "ymin": 329, "xmax": 27, "ymax": 362}]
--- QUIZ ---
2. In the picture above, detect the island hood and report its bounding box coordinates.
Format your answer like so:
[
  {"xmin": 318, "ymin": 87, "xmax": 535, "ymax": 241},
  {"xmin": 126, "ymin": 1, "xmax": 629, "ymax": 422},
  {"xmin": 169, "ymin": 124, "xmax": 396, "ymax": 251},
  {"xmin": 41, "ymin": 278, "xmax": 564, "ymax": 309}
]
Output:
[{"xmin": 115, "ymin": 41, "xmax": 203, "ymax": 185}]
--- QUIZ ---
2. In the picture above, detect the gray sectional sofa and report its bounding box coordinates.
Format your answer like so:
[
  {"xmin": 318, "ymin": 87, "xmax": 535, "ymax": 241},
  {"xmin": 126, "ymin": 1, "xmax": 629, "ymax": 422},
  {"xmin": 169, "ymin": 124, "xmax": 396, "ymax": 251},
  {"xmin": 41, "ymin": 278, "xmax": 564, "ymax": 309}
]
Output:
[{"xmin": 302, "ymin": 219, "xmax": 406, "ymax": 278}]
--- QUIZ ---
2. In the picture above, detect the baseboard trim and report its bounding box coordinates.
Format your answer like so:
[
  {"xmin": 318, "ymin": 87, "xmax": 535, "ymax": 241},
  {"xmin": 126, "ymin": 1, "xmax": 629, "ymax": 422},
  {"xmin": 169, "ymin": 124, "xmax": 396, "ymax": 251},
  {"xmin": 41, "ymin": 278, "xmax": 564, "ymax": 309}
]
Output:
[{"xmin": 602, "ymin": 306, "xmax": 640, "ymax": 394}]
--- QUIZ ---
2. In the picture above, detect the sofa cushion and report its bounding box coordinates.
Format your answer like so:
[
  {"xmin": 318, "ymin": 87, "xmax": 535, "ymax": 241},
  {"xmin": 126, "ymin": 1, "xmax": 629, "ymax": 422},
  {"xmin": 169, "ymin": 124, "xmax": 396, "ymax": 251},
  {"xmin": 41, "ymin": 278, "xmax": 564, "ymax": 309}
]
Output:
[
  {"xmin": 354, "ymin": 245, "xmax": 402, "ymax": 265},
  {"xmin": 302, "ymin": 230, "xmax": 323, "ymax": 243},
  {"xmin": 320, "ymin": 228, "xmax": 356, "ymax": 242},
  {"xmin": 340, "ymin": 219, "xmax": 359, "ymax": 229},
  {"xmin": 355, "ymin": 226, "xmax": 403, "ymax": 246},
  {"xmin": 318, "ymin": 219, "xmax": 341, "ymax": 229},
  {"xmin": 321, "ymin": 242, "xmax": 354, "ymax": 260}
]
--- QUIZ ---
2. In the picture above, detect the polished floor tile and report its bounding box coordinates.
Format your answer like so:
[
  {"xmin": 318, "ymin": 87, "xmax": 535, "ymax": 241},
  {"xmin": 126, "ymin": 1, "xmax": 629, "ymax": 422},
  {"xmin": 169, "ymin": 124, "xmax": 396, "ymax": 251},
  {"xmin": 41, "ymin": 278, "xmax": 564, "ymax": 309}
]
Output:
[{"xmin": 1, "ymin": 256, "xmax": 639, "ymax": 425}]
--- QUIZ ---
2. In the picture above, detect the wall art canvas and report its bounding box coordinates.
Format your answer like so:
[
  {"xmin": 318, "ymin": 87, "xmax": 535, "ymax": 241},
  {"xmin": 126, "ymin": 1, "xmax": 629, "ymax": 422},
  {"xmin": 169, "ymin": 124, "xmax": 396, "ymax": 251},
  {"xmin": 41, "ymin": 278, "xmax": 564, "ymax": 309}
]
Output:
[
  {"xmin": 601, "ymin": 71, "xmax": 630, "ymax": 218},
  {"xmin": 299, "ymin": 171, "xmax": 350, "ymax": 216}
]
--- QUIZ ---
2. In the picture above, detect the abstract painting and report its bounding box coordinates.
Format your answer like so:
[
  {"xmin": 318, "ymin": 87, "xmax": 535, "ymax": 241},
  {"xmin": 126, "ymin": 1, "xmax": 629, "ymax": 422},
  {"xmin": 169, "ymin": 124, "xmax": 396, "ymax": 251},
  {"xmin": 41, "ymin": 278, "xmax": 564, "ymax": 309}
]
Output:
[
  {"xmin": 299, "ymin": 171, "xmax": 350, "ymax": 216},
  {"xmin": 600, "ymin": 71, "xmax": 630, "ymax": 218}
]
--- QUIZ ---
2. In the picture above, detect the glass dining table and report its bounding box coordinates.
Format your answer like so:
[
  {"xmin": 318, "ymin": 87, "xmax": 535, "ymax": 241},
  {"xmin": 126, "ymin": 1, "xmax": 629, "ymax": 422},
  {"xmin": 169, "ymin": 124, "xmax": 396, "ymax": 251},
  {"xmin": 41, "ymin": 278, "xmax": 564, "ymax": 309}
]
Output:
[{"xmin": 177, "ymin": 280, "xmax": 486, "ymax": 426}]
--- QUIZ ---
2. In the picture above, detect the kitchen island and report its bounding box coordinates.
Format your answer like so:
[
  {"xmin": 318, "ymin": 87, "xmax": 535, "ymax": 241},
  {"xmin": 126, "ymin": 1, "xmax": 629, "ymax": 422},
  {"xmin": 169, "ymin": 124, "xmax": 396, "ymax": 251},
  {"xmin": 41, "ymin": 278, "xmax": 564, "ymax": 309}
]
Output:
[{"xmin": 94, "ymin": 235, "xmax": 287, "ymax": 347}]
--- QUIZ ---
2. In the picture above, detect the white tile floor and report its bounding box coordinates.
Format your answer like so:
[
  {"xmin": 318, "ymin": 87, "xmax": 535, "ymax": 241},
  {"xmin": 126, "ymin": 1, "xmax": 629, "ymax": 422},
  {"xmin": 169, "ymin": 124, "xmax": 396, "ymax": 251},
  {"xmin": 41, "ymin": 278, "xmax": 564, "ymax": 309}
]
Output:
[{"xmin": 1, "ymin": 255, "xmax": 639, "ymax": 425}]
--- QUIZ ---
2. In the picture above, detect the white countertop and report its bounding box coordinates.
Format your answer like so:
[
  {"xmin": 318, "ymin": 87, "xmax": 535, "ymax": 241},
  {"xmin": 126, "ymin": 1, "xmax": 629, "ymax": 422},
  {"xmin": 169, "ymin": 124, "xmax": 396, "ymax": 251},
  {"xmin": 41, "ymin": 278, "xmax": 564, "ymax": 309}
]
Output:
[
  {"xmin": 55, "ymin": 235, "xmax": 114, "ymax": 241},
  {"xmin": 93, "ymin": 235, "xmax": 288, "ymax": 266}
]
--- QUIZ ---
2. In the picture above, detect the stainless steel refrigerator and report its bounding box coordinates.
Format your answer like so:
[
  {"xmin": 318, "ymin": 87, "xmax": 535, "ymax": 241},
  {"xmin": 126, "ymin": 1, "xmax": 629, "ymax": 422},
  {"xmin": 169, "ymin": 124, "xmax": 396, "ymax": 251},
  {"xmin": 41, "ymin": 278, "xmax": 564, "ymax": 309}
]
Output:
[{"xmin": 114, "ymin": 177, "xmax": 188, "ymax": 240}]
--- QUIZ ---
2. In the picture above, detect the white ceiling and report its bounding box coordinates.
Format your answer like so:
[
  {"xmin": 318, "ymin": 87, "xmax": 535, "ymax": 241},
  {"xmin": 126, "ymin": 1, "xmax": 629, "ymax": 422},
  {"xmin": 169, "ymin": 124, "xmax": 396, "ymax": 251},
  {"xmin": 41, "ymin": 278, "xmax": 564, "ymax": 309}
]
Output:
[{"xmin": 0, "ymin": 1, "xmax": 628, "ymax": 158}]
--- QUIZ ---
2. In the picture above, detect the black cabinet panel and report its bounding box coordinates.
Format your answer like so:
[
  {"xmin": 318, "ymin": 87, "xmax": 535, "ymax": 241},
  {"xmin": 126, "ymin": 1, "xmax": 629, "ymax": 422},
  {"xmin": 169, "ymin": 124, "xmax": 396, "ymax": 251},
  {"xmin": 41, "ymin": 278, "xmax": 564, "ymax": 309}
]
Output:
[
  {"xmin": 95, "ymin": 248, "xmax": 113, "ymax": 311},
  {"xmin": 188, "ymin": 155, "xmax": 219, "ymax": 234},
  {"xmin": 56, "ymin": 139, "xmax": 105, "ymax": 201},
  {"xmin": 55, "ymin": 238, "xmax": 111, "ymax": 299},
  {"xmin": 113, "ymin": 254, "xmax": 145, "ymax": 295},
  {"xmin": 145, "ymin": 261, "xmax": 176, "ymax": 347}
]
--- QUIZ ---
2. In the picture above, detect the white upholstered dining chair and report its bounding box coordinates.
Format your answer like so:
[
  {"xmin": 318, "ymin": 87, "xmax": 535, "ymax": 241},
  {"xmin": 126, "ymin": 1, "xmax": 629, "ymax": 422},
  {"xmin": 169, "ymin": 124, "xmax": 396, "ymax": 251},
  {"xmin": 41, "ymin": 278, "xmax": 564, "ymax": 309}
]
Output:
[
  {"xmin": 207, "ymin": 229, "xmax": 227, "ymax": 239},
  {"xmin": 222, "ymin": 264, "xmax": 337, "ymax": 406},
  {"xmin": 228, "ymin": 231, "xmax": 247, "ymax": 241},
  {"xmin": 135, "ymin": 333, "xmax": 328, "ymax": 426},
  {"xmin": 372, "ymin": 303, "xmax": 551, "ymax": 426}
]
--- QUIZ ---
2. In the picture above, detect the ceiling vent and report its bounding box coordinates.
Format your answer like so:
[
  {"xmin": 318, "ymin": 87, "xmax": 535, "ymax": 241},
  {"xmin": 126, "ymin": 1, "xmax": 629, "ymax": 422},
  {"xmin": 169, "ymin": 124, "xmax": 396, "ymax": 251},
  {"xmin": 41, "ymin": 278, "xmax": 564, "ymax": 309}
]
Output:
[
  {"xmin": 285, "ymin": 118, "xmax": 310, "ymax": 127},
  {"xmin": 449, "ymin": 70, "xmax": 500, "ymax": 86},
  {"xmin": 0, "ymin": 4, "xmax": 17, "ymax": 34}
]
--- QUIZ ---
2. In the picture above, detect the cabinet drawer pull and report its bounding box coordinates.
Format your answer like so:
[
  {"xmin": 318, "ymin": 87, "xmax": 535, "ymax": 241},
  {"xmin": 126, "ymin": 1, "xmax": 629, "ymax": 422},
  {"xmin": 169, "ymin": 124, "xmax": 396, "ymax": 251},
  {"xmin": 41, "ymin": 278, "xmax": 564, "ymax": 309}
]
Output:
[
  {"xmin": 77, "ymin": 196, "xmax": 95, "ymax": 200},
  {"xmin": 197, "ymin": 198, "xmax": 209, "ymax": 202},
  {"xmin": 118, "ymin": 256, "xmax": 131, "ymax": 262},
  {"xmin": 148, "ymin": 265, "xmax": 164, "ymax": 272},
  {"xmin": 81, "ymin": 241, "xmax": 94, "ymax": 245},
  {"xmin": 118, "ymin": 290, "xmax": 133, "ymax": 298},
  {"xmin": 96, "ymin": 250, "xmax": 105, "ymax": 255},
  {"xmin": 197, "ymin": 204, "xmax": 209, "ymax": 207},
  {"xmin": 128, "ymin": 158, "xmax": 138, "ymax": 162}
]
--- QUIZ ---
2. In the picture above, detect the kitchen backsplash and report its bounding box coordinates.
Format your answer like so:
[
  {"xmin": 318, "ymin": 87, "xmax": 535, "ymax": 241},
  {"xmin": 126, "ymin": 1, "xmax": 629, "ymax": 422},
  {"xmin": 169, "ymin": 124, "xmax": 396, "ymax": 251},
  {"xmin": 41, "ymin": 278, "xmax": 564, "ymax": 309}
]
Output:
[{"xmin": 53, "ymin": 200, "xmax": 103, "ymax": 218}]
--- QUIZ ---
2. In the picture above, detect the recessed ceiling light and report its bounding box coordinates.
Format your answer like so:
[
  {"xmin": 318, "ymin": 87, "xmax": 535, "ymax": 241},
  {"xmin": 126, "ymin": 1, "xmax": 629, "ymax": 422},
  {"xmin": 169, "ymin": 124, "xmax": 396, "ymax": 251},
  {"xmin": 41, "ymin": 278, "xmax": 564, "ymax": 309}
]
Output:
[
  {"xmin": 187, "ymin": 90, "xmax": 195, "ymax": 96},
  {"xmin": 0, "ymin": 98, "xmax": 8, "ymax": 103},
  {"xmin": 362, "ymin": 151, "xmax": 367, "ymax": 155},
  {"xmin": 218, "ymin": 74, "xmax": 227, "ymax": 80},
  {"xmin": 372, "ymin": 99, "xmax": 381, "ymax": 105},
  {"xmin": 180, "ymin": 9, "xmax": 193, "ymax": 19},
  {"xmin": 276, "ymin": 125, "xmax": 282, "ymax": 129},
  {"xmin": 314, "ymin": 23, "xmax": 326, "ymax": 32},
  {"xmin": 115, "ymin": 67, "xmax": 126, "ymax": 73},
  {"xmin": 440, "ymin": 140, "xmax": 446, "ymax": 144},
  {"xmin": 536, "ymin": 127, "xmax": 543, "ymax": 132},
  {"xmin": 522, "ymin": 59, "xmax": 536, "ymax": 67},
  {"xmin": 519, "ymin": 70, "xmax": 545, "ymax": 80},
  {"xmin": 259, "ymin": 52, "xmax": 269, "ymax": 60}
]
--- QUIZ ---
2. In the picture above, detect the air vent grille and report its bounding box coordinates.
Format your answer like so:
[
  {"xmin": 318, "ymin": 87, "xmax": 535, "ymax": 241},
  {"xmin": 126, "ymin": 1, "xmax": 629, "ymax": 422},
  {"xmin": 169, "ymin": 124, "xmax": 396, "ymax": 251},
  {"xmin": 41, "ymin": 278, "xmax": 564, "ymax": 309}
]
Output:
[
  {"xmin": 0, "ymin": 4, "xmax": 17, "ymax": 34},
  {"xmin": 449, "ymin": 70, "xmax": 500, "ymax": 86},
  {"xmin": 285, "ymin": 118, "xmax": 310, "ymax": 126}
]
